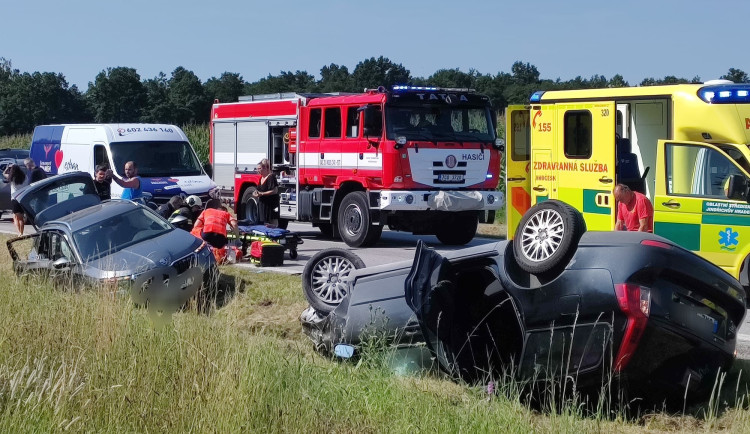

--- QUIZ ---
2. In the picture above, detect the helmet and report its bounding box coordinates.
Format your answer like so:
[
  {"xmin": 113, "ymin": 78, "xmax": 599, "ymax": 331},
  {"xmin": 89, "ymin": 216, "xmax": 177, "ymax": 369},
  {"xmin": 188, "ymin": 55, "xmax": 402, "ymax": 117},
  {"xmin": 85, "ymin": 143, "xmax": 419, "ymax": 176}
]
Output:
[{"xmin": 186, "ymin": 195, "xmax": 202, "ymax": 208}]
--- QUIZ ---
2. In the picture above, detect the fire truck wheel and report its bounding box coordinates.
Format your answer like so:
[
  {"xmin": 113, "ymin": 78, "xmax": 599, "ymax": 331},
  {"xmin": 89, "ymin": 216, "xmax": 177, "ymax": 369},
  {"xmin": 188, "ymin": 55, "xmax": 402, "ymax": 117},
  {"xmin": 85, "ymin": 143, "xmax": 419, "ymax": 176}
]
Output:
[
  {"xmin": 512, "ymin": 200, "xmax": 586, "ymax": 275},
  {"xmin": 436, "ymin": 213, "xmax": 478, "ymax": 245},
  {"xmin": 241, "ymin": 187, "xmax": 260, "ymax": 223},
  {"xmin": 338, "ymin": 191, "xmax": 379, "ymax": 247},
  {"xmin": 303, "ymin": 248, "xmax": 366, "ymax": 314},
  {"xmin": 277, "ymin": 219, "xmax": 289, "ymax": 229},
  {"xmin": 317, "ymin": 223, "xmax": 335, "ymax": 238}
]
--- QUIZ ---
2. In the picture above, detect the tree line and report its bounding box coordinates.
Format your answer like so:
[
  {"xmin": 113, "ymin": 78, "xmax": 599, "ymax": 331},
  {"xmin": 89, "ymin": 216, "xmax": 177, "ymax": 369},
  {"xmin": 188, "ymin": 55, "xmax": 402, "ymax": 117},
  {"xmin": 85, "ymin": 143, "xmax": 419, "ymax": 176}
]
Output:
[{"xmin": 1, "ymin": 55, "xmax": 748, "ymax": 136}]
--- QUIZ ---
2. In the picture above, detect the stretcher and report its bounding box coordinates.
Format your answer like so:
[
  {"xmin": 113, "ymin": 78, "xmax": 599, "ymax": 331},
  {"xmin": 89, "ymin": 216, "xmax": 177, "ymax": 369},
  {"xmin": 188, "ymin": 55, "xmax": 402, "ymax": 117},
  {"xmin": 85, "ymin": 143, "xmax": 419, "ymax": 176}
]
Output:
[{"xmin": 229, "ymin": 225, "xmax": 303, "ymax": 260}]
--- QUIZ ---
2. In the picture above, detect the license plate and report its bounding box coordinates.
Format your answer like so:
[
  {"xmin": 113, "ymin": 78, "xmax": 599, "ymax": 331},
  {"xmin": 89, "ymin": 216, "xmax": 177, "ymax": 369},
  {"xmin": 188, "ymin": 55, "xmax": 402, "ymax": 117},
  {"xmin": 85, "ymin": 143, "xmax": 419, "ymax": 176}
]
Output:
[{"xmin": 438, "ymin": 174, "xmax": 464, "ymax": 182}]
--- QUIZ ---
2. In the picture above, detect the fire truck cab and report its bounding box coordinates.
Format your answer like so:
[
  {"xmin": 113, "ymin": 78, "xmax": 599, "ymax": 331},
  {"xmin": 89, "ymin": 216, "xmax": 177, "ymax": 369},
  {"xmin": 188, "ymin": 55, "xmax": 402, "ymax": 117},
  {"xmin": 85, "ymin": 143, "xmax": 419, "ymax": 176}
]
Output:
[{"xmin": 210, "ymin": 86, "xmax": 504, "ymax": 247}]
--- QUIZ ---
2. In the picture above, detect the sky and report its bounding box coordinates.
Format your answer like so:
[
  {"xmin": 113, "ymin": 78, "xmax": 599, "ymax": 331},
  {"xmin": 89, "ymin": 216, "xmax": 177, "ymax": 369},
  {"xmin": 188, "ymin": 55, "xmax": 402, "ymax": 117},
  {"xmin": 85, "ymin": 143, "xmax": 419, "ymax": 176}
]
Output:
[{"xmin": 2, "ymin": 0, "xmax": 749, "ymax": 89}]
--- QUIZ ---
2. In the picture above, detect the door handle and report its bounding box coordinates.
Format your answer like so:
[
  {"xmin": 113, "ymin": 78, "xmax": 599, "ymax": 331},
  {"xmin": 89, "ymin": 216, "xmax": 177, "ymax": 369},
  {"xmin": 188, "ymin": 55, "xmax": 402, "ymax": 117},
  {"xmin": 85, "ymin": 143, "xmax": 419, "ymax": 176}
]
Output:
[
  {"xmin": 320, "ymin": 153, "xmax": 324, "ymax": 159},
  {"xmin": 661, "ymin": 201, "xmax": 681, "ymax": 209},
  {"xmin": 507, "ymin": 177, "xmax": 526, "ymax": 182},
  {"xmin": 532, "ymin": 186, "xmax": 547, "ymax": 192},
  {"xmin": 599, "ymin": 176, "xmax": 613, "ymax": 184}
]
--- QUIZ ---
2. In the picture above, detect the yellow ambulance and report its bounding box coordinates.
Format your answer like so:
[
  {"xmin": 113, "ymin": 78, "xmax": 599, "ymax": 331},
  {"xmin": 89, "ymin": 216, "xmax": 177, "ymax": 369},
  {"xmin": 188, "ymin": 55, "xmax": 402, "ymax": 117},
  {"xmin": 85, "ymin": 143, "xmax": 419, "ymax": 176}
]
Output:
[{"xmin": 506, "ymin": 81, "xmax": 750, "ymax": 288}]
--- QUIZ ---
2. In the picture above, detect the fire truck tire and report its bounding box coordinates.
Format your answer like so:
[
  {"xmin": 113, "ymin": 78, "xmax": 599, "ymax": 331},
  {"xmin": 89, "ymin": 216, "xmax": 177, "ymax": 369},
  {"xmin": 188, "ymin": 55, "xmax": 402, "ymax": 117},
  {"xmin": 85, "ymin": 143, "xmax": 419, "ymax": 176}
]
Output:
[
  {"xmin": 435, "ymin": 213, "xmax": 478, "ymax": 245},
  {"xmin": 318, "ymin": 223, "xmax": 335, "ymax": 238},
  {"xmin": 338, "ymin": 191, "xmax": 378, "ymax": 247},
  {"xmin": 277, "ymin": 219, "xmax": 289, "ymax": 229},
  {"xmin": 240, "ymin": 187, "xmax": 260, "ymax": 223}
]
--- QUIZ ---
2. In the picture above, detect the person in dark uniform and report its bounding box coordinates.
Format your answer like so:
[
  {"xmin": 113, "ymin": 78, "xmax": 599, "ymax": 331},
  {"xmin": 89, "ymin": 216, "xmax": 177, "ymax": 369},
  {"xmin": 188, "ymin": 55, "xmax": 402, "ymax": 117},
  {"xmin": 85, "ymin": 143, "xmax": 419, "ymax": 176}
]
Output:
[
  {"xmin": 93, "ymin": 165, "xmax": 112, "ymax": 200},
  {"xmin": 156, "ymin": 195, "xmax": 184, "ymax": 220},
  {"xmin": 169, "ymin": 195, "xmax": 202, "ymax": 231},
  {"xmin": 253, "ymin": 158, "xmax": 279, "ymax": 227}
]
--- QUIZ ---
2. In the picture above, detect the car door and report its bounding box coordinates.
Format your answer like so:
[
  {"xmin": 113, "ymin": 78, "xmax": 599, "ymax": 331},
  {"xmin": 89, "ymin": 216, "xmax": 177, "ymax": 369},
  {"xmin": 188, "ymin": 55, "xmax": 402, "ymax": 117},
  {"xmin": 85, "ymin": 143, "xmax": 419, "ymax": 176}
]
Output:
[
  {"xmin": 7, "ymin": 230, "xmax": 78, "ymax": 281},
  {"xmin": 14, "ymin": 171, "xmax": 100, "ymax": 228},
  {"xmin": 654, "ymin": 140, "xmax": 750, "ymax": 274},
  {"xmin": 505, "ymin": 105, "xmax": 531, "ymax": 238},
  {"xmin": 554, "ymin": 102, "xmax": 616, "ymax": 231}
]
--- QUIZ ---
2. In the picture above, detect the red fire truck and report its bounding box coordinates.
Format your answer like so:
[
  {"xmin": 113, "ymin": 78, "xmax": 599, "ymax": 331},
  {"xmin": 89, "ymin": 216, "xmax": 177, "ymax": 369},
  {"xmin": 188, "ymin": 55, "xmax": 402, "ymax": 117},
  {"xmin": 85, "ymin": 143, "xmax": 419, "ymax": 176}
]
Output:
[{"xmin": 209, "ymin": 86, "xmax": 504, "ymax": 247}]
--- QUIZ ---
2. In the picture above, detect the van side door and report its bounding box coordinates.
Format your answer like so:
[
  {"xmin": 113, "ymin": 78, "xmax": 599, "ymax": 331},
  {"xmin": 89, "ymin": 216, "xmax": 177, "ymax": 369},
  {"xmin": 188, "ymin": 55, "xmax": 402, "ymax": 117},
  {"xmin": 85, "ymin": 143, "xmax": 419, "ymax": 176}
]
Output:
[
  {"xmin": 654, "ymin": 140, "xmax": 750, "ymax": 276},
  {"xmin": 554, "ymin": 102, "xmax": 616, "ymax": 230},
  {"xmin": 505, "ymin": 105, "xmax": 531, "ymax": 237}
]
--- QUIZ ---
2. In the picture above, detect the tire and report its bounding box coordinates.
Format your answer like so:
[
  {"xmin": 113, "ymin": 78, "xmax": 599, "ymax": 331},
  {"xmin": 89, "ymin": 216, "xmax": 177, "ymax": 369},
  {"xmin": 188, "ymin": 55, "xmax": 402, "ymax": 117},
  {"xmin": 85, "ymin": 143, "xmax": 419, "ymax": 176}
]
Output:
[
  {"xmin": 277, "ymin": 219, "xmax": 290, "ymax": 229},
  {"xmin": 318, "ymin": 223, "xmax": 335, "ymax": 238},
  {"xmin": 289, "ymin": 249, "xmax": 298, "ymax": 259},
  {"xmin": 240, "ymin": 187, "xmax": 259, "ymax": 223},
  {"xmin": 337, "ymin": 191, "xmax": 380, "ymax": 247},
  {"xmin": 512, "ymin": 200, "xmax": 586, "ymax": 275},
  {"xmin": 303, "ymin": 248, "xmax": 366, "ymax": 314},
  {"xmin": 436, "ymin": 212, "xmax": 479, "ymax": 245}
]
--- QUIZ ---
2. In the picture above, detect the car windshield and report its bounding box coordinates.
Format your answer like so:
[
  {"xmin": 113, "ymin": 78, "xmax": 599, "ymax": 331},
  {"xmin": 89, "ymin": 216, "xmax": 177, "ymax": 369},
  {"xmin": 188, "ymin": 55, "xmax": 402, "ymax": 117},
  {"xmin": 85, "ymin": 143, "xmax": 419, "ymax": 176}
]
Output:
[
  {"xmin": 72, "ymin": 208, "xmax": 172, "ymax": 261},
  {"xmin": 385, "ymin": 105, "xmax": 496, "ymax": 142},
  {"xmin": 110, "ymin": 141, "xmax": 203, "ymax": 177}
]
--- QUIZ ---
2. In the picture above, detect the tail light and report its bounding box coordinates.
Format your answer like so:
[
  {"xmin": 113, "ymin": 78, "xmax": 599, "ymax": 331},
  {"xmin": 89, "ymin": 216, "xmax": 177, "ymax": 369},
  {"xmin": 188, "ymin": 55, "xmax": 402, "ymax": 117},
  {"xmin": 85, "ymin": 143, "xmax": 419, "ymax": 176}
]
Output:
[{"xmin": 614, "ymin": 283, "xmax": 651, "ymax": 372}]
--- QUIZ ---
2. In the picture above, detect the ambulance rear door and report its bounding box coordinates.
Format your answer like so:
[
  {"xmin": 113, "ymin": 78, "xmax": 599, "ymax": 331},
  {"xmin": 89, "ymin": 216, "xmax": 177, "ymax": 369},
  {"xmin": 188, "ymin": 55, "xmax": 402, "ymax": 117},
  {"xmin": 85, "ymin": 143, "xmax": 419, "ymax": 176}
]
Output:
[
  {"xmin": 505, "ymin": 105, "xmax": 531, "ymax": 238},
  {"xmin": 554, "ymin": 102, "xmax": 616, "ymax": 230}
]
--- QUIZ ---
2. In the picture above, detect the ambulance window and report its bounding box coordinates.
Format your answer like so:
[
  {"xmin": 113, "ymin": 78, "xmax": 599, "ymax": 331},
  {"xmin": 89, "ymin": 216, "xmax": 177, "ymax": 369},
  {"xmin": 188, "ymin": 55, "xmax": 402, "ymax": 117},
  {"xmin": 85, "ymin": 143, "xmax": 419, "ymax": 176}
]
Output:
[
  {"xmin": 564, "ymin": 111, "xmax": 592, "ymax": 159},
  {"xmin": 666, "ymin": 144, "xmax": 744, "ymax": 198},
  {"xmin": 308, "ymin": 109, "xmax": 321, "ymax": 138},
  {"xmin": 346, "ymin": 107, "xmax": 359, "ymax": 138},
  {"xmin": 511, "ymin": 111, "xmax": 530, "ymax": 160},
  {"xmin": 324, "ymin": 108, "xmax": 342, "ymax": 138}
]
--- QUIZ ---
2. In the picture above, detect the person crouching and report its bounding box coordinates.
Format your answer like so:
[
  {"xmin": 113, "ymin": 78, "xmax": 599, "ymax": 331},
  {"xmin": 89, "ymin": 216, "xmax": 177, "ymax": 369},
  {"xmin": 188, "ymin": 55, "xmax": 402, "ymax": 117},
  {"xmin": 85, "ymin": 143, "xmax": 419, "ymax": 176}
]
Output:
[{"xmin": 191, "ymin": 198, "xmax": 238, "ymax": 249}]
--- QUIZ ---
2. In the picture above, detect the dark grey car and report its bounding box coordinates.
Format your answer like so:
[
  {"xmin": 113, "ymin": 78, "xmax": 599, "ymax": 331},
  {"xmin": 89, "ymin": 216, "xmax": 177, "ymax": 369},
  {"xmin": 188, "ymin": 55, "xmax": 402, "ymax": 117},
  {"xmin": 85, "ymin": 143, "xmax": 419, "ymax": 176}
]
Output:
[{"xmin": 6, "ymin": 171, "xmax": 216, "ymax": 308}]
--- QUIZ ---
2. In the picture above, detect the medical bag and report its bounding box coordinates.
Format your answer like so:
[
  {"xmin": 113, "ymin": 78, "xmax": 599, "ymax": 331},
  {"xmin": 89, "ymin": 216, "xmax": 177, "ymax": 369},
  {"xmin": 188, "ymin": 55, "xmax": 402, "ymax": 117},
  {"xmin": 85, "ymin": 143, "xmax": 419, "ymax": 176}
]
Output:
[{"xmin": 249, "ymin": 240, "xmax": 285, "ymax": 266}]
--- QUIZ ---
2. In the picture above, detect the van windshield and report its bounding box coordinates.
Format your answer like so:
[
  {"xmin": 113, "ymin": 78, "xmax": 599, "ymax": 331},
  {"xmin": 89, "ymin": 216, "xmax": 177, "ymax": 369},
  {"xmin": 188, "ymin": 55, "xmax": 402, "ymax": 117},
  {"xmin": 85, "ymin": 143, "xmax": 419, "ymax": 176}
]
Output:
[{"xmin": 110, "ymin": 141, "xmax": 203, "ymax": 177}]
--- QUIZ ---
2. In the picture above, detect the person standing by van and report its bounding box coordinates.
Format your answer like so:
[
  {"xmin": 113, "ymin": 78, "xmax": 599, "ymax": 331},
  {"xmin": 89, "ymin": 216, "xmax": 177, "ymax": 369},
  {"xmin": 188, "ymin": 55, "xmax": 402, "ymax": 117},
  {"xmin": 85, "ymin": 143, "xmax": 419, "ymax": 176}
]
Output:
[
  {"xmin": 93, "ymin": 165, "xmax": 112, "ymax": 200},
  {"xmin": 3, "ymin": 164, "xmax": 26, "ymax": 235},
  {"xmin": 108, "ymin": 161, "xmax": 142, "ymax": 200},
  {"xmin": 24, "ymin": 158, "xmax": 46, "ymax": 184}
]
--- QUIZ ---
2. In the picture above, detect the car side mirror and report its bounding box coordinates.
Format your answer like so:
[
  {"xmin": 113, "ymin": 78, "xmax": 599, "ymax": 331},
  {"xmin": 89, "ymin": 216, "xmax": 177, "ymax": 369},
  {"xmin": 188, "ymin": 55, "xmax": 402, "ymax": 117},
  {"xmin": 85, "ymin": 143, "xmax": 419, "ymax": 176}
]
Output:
[
  {"xmin": 52, "ymin": 257, "xmax": 71, "ymax": 270},
  {"xmin": 726, "ymin": 174, "xmax": 749, "ymax": 201}
]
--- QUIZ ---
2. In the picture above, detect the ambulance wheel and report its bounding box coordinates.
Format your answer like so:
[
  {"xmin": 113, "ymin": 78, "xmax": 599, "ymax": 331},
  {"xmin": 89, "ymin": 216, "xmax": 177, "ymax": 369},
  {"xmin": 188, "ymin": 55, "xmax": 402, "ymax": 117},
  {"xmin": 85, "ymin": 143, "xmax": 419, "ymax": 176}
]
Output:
[
  {"xmin": 338, "ymin": 191, "xmax": 379, "ymax": 247},
  {"xmin": 289, "ymin": 249, "xmax": 298, "ymax": 259},
  {"xmin": 512, "ymin": 200, "xmax": 586, "ymax": 275},
  {"xmin": 436, "ymin": 212, "xmax": 478, "ymax": 245},
  {"xmin": 241, "ymin": 187, "xmax": 259, "ymax": 223},
  {"xmin": 277, "ymin": 219, "xmax": 289, "ymax": 229},
  {"xmin": 303, "ymin": 249, "xmax": 366, "ymax": 314}
]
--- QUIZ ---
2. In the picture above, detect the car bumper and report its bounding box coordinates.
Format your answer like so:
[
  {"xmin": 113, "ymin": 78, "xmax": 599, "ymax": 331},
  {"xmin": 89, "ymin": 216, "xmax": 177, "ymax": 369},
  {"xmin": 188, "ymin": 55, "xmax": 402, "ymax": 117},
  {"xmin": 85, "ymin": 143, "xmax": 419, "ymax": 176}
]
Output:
[{"xmin": 377, "ymin": 190, "xmax": 504, "ymax": 211}]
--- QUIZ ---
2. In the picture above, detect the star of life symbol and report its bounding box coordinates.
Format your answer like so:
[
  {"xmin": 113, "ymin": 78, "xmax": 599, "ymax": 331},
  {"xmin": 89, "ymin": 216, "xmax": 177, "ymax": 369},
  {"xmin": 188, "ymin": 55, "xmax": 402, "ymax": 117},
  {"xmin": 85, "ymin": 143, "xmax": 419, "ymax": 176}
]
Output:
[{"xmin": 719, "ymin": 227, "xmax": 739, "ymax": 251}]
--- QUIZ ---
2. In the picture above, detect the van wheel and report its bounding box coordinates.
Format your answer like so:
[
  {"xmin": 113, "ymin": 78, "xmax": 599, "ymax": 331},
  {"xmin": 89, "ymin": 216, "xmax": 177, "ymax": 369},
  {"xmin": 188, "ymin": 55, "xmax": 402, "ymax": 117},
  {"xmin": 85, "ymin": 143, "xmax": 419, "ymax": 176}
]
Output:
[
  {"xmin": 338, "ymin": 192, "xmax": 380, "ymax": 247},
  {"xmin": 303, "ymin": 249, "xmax": 366, "ymax": 314},
  {"xmin": 436, "ymin": 212, "xmax": 478, "ymax": 245},
  {"xmin": 513, "ymin": 200, "xmax": 585, "ymax": 274},
  {"xmin": 277, "ymin": 219, "xmax": 289, "ymax": 229},
  {"xmin": 241, "ymin": 187, "xmax": 259, "ymax": 223}
]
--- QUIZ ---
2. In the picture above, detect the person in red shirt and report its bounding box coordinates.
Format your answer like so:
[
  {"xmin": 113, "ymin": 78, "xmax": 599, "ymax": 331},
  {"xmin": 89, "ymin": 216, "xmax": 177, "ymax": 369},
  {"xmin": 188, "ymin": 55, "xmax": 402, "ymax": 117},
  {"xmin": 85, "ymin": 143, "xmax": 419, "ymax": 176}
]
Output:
[
  {"xmin": 192, "ymin": 199, "xmax": 238, "ymax": 248},
  {"xmin": 614, "ymin": 183, "xmax": 654, "ymax": 232}
]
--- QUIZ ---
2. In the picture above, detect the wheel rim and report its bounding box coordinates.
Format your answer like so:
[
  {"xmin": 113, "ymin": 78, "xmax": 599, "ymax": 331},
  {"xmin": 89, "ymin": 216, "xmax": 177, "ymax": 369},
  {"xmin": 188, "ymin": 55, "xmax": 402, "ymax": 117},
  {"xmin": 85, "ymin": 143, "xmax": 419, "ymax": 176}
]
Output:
[
  {"xmin": 342, "ymin": 203, "xmax": 363, "ymax": 237},
  {"xmin": 310, "ymin": 255, "xmax": 356, "ymax": 305},
  {"xmin": 519, "ymin": 208, "xmax": 564, "ymax": 262}
]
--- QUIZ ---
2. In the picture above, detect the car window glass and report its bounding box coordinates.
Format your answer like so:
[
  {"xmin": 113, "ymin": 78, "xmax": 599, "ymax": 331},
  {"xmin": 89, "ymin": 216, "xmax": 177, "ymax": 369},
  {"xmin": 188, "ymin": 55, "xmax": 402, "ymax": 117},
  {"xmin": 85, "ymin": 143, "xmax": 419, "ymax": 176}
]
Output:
[
  {"xmin": 666, "ymin": 144, "xmax": 744, "ymax": 198},
  {"xmin": 24, "ymin": 179, "xmax": 96, "ymax": 217},
  {"xmin": 73, "ymin": 208, "xmax": 171, "ymax": 261}
]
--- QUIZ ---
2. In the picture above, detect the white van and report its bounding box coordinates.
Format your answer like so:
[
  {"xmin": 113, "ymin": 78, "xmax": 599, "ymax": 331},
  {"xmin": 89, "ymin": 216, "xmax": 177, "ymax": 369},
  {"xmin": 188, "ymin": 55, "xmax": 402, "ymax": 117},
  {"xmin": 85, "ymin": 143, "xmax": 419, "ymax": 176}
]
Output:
[{"xmin": 29, "ymin": 124, "xmax": 215, "ymax": 203}]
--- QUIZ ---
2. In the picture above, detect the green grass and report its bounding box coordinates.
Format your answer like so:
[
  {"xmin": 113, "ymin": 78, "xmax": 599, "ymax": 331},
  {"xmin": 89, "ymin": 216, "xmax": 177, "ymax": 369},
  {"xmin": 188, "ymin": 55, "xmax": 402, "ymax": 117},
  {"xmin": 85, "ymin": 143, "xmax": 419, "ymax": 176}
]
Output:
[{"xmin": 0, "ymin": 233, "xmax": 749, "ymax": 432}]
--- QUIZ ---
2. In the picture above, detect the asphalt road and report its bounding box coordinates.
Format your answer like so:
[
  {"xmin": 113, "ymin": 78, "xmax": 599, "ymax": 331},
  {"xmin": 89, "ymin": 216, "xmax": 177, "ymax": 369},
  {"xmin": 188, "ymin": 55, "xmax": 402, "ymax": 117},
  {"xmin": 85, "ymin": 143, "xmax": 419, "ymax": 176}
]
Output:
[{"xmin": 0, "ymin": 216, "xmax": 748, "ymax": 359}]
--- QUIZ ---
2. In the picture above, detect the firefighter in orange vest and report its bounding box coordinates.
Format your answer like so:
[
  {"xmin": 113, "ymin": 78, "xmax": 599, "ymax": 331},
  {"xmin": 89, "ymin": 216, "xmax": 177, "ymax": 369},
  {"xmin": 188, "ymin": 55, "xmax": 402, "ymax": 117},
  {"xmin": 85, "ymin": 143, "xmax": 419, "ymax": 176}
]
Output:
[{"xmin": 192, "ymin": 198, "xmax": 239, "ymax": 249}]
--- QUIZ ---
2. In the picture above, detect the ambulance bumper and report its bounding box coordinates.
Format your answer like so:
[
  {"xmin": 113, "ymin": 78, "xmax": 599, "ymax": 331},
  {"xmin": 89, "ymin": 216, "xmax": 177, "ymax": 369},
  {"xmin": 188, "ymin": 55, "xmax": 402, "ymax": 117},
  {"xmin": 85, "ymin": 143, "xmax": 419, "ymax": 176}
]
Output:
[{"xmin": 377, "ymin": 190, "xmax": 504, "ymax": 211}]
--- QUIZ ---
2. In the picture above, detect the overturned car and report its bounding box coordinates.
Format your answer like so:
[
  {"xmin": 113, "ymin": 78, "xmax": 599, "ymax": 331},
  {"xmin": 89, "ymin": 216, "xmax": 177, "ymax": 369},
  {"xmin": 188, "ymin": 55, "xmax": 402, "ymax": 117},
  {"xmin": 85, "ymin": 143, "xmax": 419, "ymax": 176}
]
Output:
[
  {"xmin": 6, "ymin": 172, "xmax": 216, "ymax": 309},
  {"xmin": 301, "ymin": 200, "xmax": 747, "ymax": 402}
]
